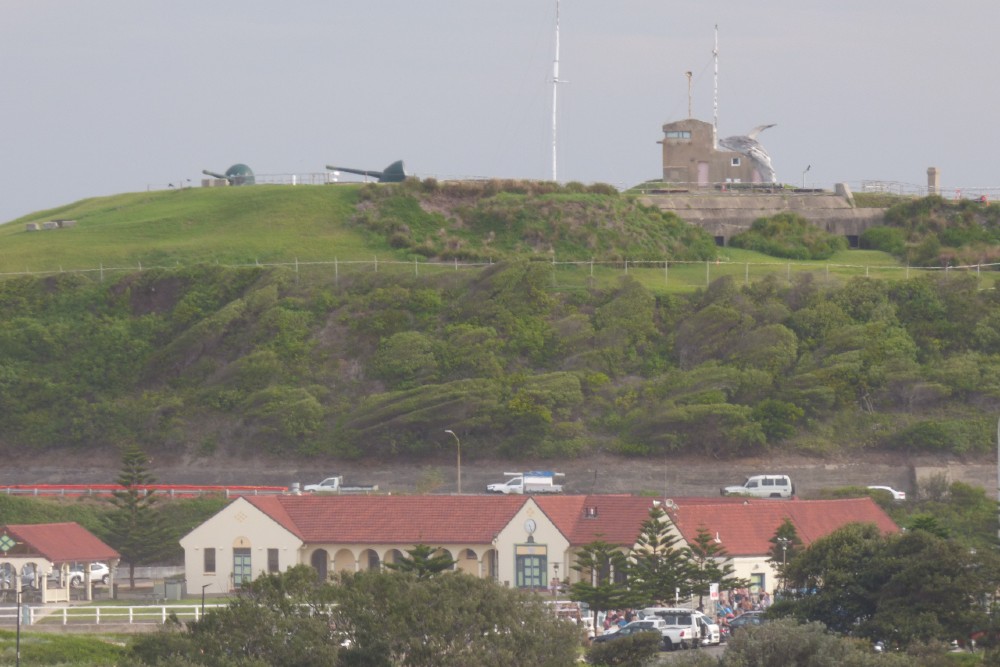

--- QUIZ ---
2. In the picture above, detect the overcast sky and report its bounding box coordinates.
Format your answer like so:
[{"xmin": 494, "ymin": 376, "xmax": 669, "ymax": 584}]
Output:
[{"xmin": 2, "ymin": 1, "xmax": 998, "ymax": 223}]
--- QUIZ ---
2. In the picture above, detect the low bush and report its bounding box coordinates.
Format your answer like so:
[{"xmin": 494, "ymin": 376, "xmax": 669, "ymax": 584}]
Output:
[{"xmin": 586, "ymin": 632, "xmax": 661, "ymax": 666}]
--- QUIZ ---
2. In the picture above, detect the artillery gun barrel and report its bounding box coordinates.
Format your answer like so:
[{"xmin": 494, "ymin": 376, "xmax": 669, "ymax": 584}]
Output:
[
  {"xmin": 202, "ymin": 169, "xmax": 228, "ymax": 180},
  {"xmin": 326, "ymin": 165, "xmax": 384, "ymax": 179}
]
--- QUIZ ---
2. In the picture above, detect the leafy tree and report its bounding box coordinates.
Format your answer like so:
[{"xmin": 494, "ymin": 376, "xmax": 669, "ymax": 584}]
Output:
[
  {"xmin": 627, "ymin": 505, "xmax": 690, "ymax": 608},
  {"xmin": 777, "ymin": 523, "xmax": 998, "ymax": 646},
  {"xmin": 383, "ymin": 543, "xmax": 456, "ymax": 578},
  {"xmin": 103, "ymin": 445, "xmax": 172, "ymax": 589},
  {"xmin": 751, "ymin": 399, "xmax": 804, "ymax": 442},
  {"xmin": 570, "ymin": 540, "xmax": 632, "ymax": 637},
  {"xmin": 127, "ymin": 566, "xmax": 581, "ymax": 667},
  {"xmin": 127, "ymin": 565, "xmax": 341, "ymax": 667},
  {"xmin": 333, "ymin": 569, "xmax": 580, "ymax": 667},
  {"xmin": 686, "ymin": 527, "xmax": 745, "ymax": 609}
]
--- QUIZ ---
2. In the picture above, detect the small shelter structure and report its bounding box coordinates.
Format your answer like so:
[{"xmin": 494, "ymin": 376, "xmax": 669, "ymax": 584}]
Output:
[{"xmin": 0, "ymin": 522, "xmax": 119, "ymax": 603}]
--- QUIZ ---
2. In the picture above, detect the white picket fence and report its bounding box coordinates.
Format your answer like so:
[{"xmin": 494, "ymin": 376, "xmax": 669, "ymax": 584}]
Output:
[{"xmin": 0, "ymin": 602, "xmax": 229, "ymax": 626}]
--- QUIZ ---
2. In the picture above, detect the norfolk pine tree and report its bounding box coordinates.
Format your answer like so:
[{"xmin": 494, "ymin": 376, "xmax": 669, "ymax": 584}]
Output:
[
  {"xmin": 570, "ymin": 539, "xmax": 631, "ymax": 637},
  {"xmin": 104, "ymin": 445, "xmax": 172, "ymax": 589},
  {"xmin": 383, "ymin": 543, "xmax": 457, "ymax": 578},
  {"xmin": 628, "ymin": 505, "xmax": 691, "ymax": 607},
  {"xmin": 686, "ymin": 526, "xmax": 747, "ymax": 609},
  {"xmin": 767, "ymin": 518, "xmax": 803, "ymax": 591}
]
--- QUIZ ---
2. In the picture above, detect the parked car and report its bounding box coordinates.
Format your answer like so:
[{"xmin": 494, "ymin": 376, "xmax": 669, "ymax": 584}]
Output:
[
  {"xmin": 638, "ymin": 607, "xmax": 704, "ymax": 650},
  {"xmin": 68, "ymin": 562, "xmax": 111, "ymax": 586},
  {"xmin": 727, "ymin": 611, "xmax": 767, "ymax": 633},
  {"xmin": 592, "ymin": 619, "xmax": 665, "ymax": 644},
  {"xmin": 698, "ymin": 614, "xmax": 722, "ymax": 645},
  {"xmin": 867, "ymin": 485, "xmax": 906, "ymax": 501},
  {"xmin": 721, "ymin": 474, "xmax": 794, "ymax": 499}
]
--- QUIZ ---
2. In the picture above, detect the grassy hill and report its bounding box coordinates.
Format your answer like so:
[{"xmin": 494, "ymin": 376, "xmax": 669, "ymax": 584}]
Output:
[{"xmin": 2, "ymin": 181, "xmax": 999, "ymax": 465}]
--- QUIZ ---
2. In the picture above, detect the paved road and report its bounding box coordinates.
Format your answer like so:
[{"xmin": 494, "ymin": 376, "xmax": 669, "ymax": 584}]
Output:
[{"xmin": 1, "ymin": 451, "xmax": 993, "ymax": 499}]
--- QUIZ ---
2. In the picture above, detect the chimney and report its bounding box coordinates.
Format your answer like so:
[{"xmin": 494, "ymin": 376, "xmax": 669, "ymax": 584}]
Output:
[{"xmin": 927, "ymin": 167, "xmax": 940, "ymax": 195}]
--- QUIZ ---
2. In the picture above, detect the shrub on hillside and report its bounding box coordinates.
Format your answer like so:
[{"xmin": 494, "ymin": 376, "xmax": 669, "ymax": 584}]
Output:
[{"xmin": 729, "ymin": 212, "xmax": 848, "ymax": 260}]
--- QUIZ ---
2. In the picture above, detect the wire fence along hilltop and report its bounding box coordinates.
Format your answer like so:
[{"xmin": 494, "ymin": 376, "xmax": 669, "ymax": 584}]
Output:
[{"xmin": 1, "ymin": 256, "xmax": 997, "ymax": 291}]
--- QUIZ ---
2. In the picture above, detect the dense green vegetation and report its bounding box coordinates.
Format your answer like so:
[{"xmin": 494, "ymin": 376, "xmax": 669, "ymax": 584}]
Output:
[
  {"xmin": 861, "ymin": 195, "xmax": 1000, "ymax": 266},
  {"xmin": 124, "ymin": 565, "xmax": 580, "ymax": 667},
  {"xmin": 2, "ymin": 184, "xmax": 1000, "ymax": 462}
]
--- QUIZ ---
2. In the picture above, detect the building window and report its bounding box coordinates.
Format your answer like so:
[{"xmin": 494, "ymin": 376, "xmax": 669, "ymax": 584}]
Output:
[
  {"xmin": 750, "ymin": 572, "xmax": 765, "ymax": 595},
  {"xmin": 665, "ymin": 131, "xmax": 691, "ymax": 140},
  {"xmin": 204, "ymin": 549, "xmax": 216, "ymax": 574},
  {"xmin": 267, "ymin": 548, "xmax": 279, "ymax": 573},
  {"xmin": 516, "ymin": 554, "xmax": 546, "ymax": 589},
  {"xmin": 233, "ymin": 548, "xmax": 252, "ymax": 588},
  {"xmin": 731, "ymin": 157, "xmax": 741, "ymax": 166}
]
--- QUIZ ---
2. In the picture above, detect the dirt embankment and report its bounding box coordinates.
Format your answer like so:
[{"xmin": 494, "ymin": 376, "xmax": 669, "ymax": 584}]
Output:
[{"xmin": 5, "ymin": 450, "xmax": 995, "ymax": 499}]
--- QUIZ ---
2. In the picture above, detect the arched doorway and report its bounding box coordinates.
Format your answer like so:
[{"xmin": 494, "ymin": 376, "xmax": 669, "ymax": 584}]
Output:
[
  {"xmin": 333, "ymin": 549, "xmax": 356, "ymax": 573},
  {"xmin": 456, "ymin": 549, "xmax": 478, "ymax": 575},
  {"xmin": 359, "ymin": 549, "xmax": 380, "ymax": 571},
  {"xmin": 310, "ymin": 549, "xmax": 329, "ymax": 582}
]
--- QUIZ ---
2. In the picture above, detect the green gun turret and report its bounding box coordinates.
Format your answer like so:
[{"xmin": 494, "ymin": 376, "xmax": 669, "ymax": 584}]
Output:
[
  {"xmin": 326, "ymin": 160, "xmax": 407, "ymax": 183},
  {"xmin": 201, "ymin": 163, "xmax": 255, "ymax": 186}
]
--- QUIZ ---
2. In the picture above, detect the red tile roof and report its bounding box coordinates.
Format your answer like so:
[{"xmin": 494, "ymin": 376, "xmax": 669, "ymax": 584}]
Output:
[
  {"xmin": 245, "ymin": 495, "xmax": 528, "ymax": 544},
  {"xmin": 534, "ymin": 495, "xmax": 660, "ymax": 546},
  {"xmin": 2, "ymin": 523, "xmax": 118, "ymax": 563},
  {"xmin": 667, "ymin": 497, "xmax": 899, "ymax": 556},
  {"xmin": 241, "ymin": 494, "xmax": 897, "ymax": 556}
]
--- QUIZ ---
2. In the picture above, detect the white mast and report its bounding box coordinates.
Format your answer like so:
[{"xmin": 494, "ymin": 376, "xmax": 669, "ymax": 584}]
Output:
[
  {"xmin": 713, "ymin": 24, "xmax": 719, "ymax": 148},
  {"xmin": 552, "ymin": 0, "xmax": 562, "ymax": 182}
]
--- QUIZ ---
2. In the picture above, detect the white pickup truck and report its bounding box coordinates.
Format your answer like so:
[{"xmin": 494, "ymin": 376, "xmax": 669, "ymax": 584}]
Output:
[
  {"xmin": 302, "ymin": 476, "xmax": 379, "ymax": 494},
  {"xmin": 487, "ymin": 471, "xmax": 564, "ymax": 494}
]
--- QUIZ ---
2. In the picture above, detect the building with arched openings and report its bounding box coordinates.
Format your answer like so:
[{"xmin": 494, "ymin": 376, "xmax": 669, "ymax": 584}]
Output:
[{"xmin": 181, "ymin": 493, "xmax": 896, "ymax": 599}]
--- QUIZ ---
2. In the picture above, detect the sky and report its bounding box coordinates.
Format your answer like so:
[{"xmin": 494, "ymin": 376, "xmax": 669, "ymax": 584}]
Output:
[{"xmin": 2, "ymin": 0, "xmax": 999, "ymax": 223}]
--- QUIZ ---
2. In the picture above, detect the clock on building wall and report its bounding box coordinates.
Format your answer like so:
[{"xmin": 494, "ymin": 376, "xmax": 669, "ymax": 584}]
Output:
[{"xmin": 524, "ymin": 519, "xmax": 537, "ymax": 535}]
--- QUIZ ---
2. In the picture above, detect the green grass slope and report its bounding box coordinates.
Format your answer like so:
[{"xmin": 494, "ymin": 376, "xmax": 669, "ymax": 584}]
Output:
[
  {"xmin": 3, "ymin": 181, "xmax": 1000, "ymax": 465},
  {"xmin": 2, "ymin": 185, "xmax": 373, "ymax": 270}
]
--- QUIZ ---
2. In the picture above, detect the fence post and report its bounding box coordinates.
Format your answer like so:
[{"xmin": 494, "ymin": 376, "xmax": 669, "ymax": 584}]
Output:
[
  {"xmin": 745, "ymin": 262, "xmax": 749, "ymax": 286},
  {"xmin": 335, "ymin": 258, "xmax": 339, "ymax": 285},
  {"xmin": 414, "ymin": 258, "xmax": 418, "ymax": 277},
  {"xmin": 374, "ymin": 255, "xmax": 377, "ymax": 273},
  {"xmin": 664, "ymin": 260, "xmax": 668, "ymax": 286},
  {"xmin": 706, "ymin": 260, "xmax": 710, "ymax": 286}
]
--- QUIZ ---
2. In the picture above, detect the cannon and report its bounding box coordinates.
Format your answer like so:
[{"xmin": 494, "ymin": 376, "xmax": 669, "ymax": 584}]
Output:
[
  {"xmin": 201, "ymin": 163, "xmax": 255, "ymax": 186},
  {"xmin": 326, "ymin": 160, "xmax": 408, "ymax": 183}
]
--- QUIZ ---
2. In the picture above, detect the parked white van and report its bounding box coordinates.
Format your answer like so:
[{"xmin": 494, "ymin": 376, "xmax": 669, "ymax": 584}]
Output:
[
  {"xmin": 721, "ymin": 474, "xmax": 794, "ymax": 499},
  {"xmin": 638, "ymin": 607, "xmax": 706, "ymax": 650}
]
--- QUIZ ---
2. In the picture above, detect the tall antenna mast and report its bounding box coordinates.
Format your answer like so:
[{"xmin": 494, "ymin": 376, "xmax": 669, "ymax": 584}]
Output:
[
  {"xmin": 713, "ymin": 24, "xmax": 719, "ymax": 148},
  {"xmin": 685, "ymin": 71, "xmax": 693, "ymax": 118},
  {"xmin": 552, "ymin": 0, "xmax": 563, "ymax": 182}
]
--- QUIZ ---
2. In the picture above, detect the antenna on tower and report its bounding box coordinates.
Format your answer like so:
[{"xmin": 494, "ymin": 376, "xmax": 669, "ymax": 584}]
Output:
[
  {"xmin": 685, "ymin": 71, "xmax": 693, "ymax": 118},
  {"xmin": 713, "ymin": 24, "xmax": 719, "ymax": 148},
  {"xmin": 551, "ymin": 0, "xmax": 566, "ymax": 182}
]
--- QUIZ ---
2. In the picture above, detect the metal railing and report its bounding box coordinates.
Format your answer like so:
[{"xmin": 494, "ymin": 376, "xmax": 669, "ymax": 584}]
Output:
[
  {"xmin": 0, "ymin": 602, "xmax": 229, "ymax": 626},
  {"xmin": 0, "ymin": 484, "xmax": 288, "ymax": 498}
]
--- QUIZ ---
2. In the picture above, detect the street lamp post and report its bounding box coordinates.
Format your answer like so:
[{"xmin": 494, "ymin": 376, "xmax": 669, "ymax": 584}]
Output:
[
  {"xmin": 801, "ymin": 165, "xmax": 811, "ymax": 189},
  {"xmin": 445, "ymin": 430, "xmax": 461, "ymax": 494},
  {"xmin": 777, "ymin": 537, "xmax": 790, "ymax": 590},
  {"xmin": 16, "ymin": 588, "xmax": 21, "ymax": 667},
  {"xmin": 201, "ymin": 583, "xmax": 211, "ymax": 618}
]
